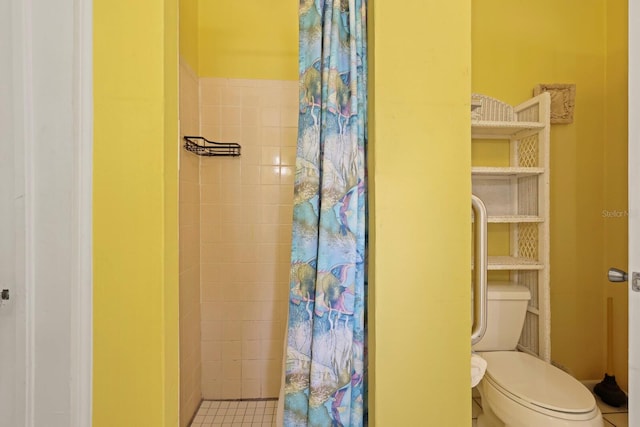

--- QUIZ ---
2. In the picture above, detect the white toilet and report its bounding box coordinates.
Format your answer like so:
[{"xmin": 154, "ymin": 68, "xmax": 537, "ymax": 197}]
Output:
[{"xmin": 474, "ymin": 283, "xmax": 603, "ymax": 427}]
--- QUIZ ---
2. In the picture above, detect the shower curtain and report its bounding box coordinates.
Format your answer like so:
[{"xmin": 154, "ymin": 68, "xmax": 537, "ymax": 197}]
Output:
[{"xmin": 283, "ymin": 0, "xmax": 367, "ymax": 426}]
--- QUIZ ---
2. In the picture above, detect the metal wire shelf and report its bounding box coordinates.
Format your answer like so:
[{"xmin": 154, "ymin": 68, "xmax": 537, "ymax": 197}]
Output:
[{"xmin": 183, "ymin": 136, "xmax": 241, "ymax": 157}]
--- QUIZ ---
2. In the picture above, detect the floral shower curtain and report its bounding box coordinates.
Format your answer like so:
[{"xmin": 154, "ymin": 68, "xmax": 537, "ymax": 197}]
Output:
[{"xmin": 284, "ymin": 0, "xmax": 367, "ymax": 426}]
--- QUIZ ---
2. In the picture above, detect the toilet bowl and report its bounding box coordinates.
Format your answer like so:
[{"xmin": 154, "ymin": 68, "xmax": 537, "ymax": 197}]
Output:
[
  {"xmin": 476, "ymin": 352, "xmax": 603, "ymax": 427},
  {"xmin": 473, "ymin": 283, "xmax": 603, "ymax": 427}
]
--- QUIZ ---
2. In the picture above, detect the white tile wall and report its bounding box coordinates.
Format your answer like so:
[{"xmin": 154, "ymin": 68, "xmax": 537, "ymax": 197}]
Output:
[
  {"xmin": 180, "ymin": 57, "xmax": 203, "ymax": 427},
  {"xmin": 199, "ymin": 78, "xmax": 297, "ymax": 400}
]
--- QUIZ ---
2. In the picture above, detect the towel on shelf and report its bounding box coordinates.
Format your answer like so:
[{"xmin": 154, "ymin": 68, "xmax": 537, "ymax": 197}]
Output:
[{"xmin": 471, "ymin": 353, "xmax": 487, "ymax": 388}]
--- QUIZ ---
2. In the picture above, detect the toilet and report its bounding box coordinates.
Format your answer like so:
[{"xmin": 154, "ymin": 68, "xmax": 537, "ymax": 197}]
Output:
[{"xmin": 474, "ymin": 283, "xmax": 603, "ymax": 427}]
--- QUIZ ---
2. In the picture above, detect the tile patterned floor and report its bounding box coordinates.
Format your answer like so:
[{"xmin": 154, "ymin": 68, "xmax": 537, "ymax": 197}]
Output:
[
  {"xmin": 585, "ymin": 380, "xmax": 629, "ymax": 427},
  {"xmin": 471, "ymin": 382, "xmax": 629, "ymax": 426},
  {"xmin": 189, "ymin": 386, "xmax": 629, "ymax": 427},
  {"xmin": 190, "ymin": 400, "xmax": 277, "ymax": 427}
]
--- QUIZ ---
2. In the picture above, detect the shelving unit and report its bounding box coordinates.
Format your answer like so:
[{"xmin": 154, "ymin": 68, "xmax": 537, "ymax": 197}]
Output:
[
  {"xmin": 471, "ymin": 92, "xmax": 551, "ymax": 361},
  {"xmin": 487, "ymin": 216, "xmax": 544, "ymax": 224},
  {"xmin": 471, "ymin": 167, "xmax": 544, "ymax": 177}
]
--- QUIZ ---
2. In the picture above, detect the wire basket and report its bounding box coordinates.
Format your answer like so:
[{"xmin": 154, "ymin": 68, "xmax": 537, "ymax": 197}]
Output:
[{"xmin": 183, "ymin": 136, "xmax": 241, "ymax": 157}]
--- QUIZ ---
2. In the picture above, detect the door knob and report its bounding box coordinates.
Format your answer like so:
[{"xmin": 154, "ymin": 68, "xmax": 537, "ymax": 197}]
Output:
[
  {"xmin": 608, "ymin": 268, "xmax": 628, "ymax": 282},
  {"xmin": 608, "ymin": 267, "xmax": 640, "ymax": 292}
]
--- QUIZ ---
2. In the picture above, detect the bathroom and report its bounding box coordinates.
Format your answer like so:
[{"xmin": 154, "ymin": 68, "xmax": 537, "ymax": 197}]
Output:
[{"xmin": 170, "ymin": 1, "xmax": 629, "ymax": 426}]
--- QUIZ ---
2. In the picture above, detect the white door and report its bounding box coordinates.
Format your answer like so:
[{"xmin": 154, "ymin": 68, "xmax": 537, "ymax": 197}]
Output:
[
  {"xmin": 629, "ymin": 1, "xmax": 640, "ymax": 425},
  {"xmin": 0, "ymin": 1, "xmax": 93, "ymax": 425},
  {"xmin": 0, "ymin": 0, "xmax": 25, "ymax": 425}
]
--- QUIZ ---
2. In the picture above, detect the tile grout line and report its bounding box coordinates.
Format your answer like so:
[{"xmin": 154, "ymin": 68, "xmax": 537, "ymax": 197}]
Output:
[{"xmin": 191, "ymin": 399, "xmax": 278, "ymax": 427}]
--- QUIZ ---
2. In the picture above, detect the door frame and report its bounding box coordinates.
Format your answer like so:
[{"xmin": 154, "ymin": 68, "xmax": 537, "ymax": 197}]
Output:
[
  {"xmin": 13, "ymin": 0, "xmax": 93, "ymax": 424},
  {"xmin": 69, "ymin": 0, "xmax": 93, "ymax": 423},
  {"xmin": 629, "ymin": 0, "xmax": 639, "ymax": 424}
]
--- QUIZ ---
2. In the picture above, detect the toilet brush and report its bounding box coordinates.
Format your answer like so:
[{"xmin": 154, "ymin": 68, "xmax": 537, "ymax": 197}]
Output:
[{"xmin": 594, "ymin": 297, "xmax": 628, "ymax": 407}]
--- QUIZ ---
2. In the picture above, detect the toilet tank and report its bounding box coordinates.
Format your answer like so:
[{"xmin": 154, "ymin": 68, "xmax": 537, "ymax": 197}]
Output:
[{"xmin": 472, "ymin": 282, "xmax": 531, "ymax": 351}]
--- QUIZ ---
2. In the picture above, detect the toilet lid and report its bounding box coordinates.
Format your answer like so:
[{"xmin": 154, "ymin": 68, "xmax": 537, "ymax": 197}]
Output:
[{"xmin": 481, "ymin": 352, "xmax": 596, "ymax": 414}]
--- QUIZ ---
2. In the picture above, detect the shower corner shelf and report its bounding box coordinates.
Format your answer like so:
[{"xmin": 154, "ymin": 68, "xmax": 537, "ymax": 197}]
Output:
[{"xmin": 183, "ymin": 136, "xmax": 241, "ymax": 157}]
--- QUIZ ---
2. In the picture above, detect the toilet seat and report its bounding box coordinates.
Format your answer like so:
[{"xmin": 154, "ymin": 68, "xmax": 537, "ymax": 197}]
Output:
[{"xmin": 481, "ymin": 351, "xmax": 597, "ymax": 420}]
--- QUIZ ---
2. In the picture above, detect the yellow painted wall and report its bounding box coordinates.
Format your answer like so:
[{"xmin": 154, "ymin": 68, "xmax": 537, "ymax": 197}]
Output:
[
  {"xmin": 604, "ymin": 0, "xmax": 629, "ymax": 390},
  {"xmin": 180, "ymin": 0, "xmax": 199, "ymax": 71},
  {"xmin": 197, "ymin": 0, "xmax": 297, "ymax": 80},
  {"xmin": 370, "ymin": 0, "xmax": 471, "ymax": 425},
  {"xmin": 93, "ymin": 0, "xmax": 180, "ymax": 425},
  {"xmin": 195, "ymin": 1, "xmax": 472, "ymax": 423},
  {"xmin": 472, "ymin": 0, "xmax": 628, "ymax": 382}
]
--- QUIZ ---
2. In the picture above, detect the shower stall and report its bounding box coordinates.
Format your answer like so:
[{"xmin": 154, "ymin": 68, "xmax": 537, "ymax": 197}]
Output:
[{"xmin": 178, "ymin": 58, "xmax": 298, "ymax": 426}]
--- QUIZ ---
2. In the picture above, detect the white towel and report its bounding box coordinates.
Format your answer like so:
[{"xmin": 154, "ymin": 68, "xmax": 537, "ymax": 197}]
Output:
[{"xmin": 471, "ymin": 354, "xmax": 487, "ymax": 388}]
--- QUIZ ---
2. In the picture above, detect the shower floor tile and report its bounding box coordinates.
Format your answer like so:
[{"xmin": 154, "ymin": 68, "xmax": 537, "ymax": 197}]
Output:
[{"xmin": 190, "ymin": 399, "xmax": 278, "ymax": 427}]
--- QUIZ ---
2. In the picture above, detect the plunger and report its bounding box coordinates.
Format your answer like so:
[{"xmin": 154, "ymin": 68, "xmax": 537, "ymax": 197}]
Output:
[{"xmin": 594, "ymin": 297, "xmax": 628, "ymax": 407}]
